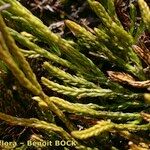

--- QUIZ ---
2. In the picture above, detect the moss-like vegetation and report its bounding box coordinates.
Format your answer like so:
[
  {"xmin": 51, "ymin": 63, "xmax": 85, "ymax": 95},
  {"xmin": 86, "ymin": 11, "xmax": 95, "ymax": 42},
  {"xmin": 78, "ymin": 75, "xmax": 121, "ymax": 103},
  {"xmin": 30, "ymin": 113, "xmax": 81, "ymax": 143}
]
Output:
[{"xmin": 0, "ymin": 0, "xmax": 150, "ymax": 149}]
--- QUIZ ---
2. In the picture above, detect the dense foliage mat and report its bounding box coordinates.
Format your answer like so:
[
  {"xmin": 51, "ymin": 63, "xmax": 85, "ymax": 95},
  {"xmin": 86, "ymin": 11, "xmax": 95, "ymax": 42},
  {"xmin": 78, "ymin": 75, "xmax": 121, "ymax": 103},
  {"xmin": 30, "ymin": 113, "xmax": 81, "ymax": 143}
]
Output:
[{"xmin": 0, "ymin": 0, "xmax": 150, "ymax": 149}]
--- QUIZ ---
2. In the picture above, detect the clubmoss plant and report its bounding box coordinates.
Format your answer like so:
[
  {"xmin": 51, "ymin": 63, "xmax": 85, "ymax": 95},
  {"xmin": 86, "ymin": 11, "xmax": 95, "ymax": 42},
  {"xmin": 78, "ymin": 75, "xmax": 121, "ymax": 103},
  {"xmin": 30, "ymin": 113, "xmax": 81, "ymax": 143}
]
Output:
[{"xmin": 0, "ymin": 0, "xmax": 150, "ymax": 149}]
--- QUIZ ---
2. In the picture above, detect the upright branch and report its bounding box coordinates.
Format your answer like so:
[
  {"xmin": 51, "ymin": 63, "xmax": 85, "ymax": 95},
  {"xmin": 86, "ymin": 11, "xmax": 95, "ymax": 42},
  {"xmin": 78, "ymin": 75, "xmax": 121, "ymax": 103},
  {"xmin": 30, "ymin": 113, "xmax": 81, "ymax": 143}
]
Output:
[
  {"xmin": 88, "ymin": 0, "xmax": 145, "ymax": 80},
  {"xmin": 138, "ymin": 0, "xmax": 150, "ymax": 31}
]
